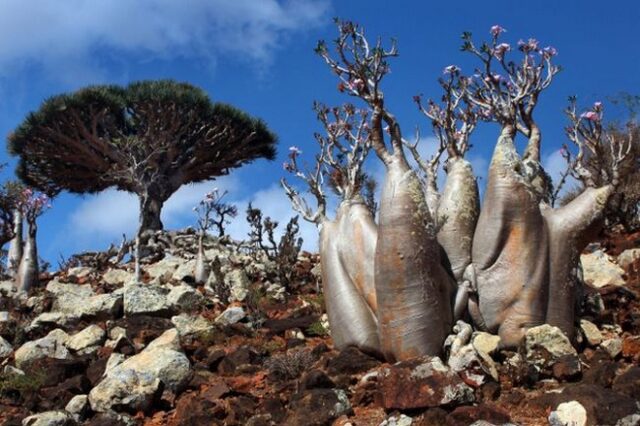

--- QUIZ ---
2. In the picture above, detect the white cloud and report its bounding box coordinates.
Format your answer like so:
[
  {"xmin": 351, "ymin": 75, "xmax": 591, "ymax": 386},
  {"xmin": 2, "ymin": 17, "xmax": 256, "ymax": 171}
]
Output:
[
  {"xmin": 225, "ymin": 183, "xmax": 320, "ymax": 252},
  {"xmin": 0, "ymin": 0, "xmax": 330, "ymax": 82},
  {"xmin": 67, "ymin": 175, "xmax": 239, "ymax": 245}
]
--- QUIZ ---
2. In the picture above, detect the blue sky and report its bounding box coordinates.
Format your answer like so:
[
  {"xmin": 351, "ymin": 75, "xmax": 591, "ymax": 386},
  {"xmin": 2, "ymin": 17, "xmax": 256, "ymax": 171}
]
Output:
[{"xmin": 0, "ymin": 0, "xmax": 638, "ymax": 265}]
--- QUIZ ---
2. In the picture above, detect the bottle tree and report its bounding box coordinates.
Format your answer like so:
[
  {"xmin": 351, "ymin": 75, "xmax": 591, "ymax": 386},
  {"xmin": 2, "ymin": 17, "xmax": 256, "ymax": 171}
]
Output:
[
  {"xmin": 285, "ymin": 20, "xmax": 637, "ymax": 361},
  {"xmin": 9, "ymin": 80, "xmax": 277, "ymax": 236}
]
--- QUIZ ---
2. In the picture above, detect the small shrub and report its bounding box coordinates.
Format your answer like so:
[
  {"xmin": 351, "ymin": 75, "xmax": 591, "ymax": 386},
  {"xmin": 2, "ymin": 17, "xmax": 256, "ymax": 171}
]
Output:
[
  {"xmin": 0, "ymin": 369, "xmax": 46, "ymax": 398},
  {"xmin": 306, "ymin": 320, "xmax": 328, "ymax": 337},
  {"xmin": 265, "ymin": 349, "xmax": 316, "ymax": 381}
]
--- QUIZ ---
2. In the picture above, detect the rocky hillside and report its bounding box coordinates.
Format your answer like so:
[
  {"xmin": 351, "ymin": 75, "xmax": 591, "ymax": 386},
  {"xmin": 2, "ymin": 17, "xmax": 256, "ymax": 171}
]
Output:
[{"xmin": 0, "ymin": 229, "xmax": 639, "ymax": 426}]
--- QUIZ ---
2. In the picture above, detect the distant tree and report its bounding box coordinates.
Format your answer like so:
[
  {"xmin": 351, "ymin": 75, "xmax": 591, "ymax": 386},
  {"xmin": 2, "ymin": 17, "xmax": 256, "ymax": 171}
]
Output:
[{"xmin": 8, "ymin": 80, "xmax": 277, "ymax": 234}]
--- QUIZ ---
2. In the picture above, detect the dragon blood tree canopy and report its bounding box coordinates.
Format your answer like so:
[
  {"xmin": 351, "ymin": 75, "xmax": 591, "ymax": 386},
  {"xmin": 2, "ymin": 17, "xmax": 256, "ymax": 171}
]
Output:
[{"xmin": 8, "ymin": 79, "xmax": 277, "ymax": 232}]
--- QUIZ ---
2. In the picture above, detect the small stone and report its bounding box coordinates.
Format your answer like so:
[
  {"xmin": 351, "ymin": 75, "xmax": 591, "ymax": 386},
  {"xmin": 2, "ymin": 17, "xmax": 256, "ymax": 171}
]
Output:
[
  {"xmin": 616, "ymin": 414, "xmax": 640, "ymax": 426},
  {"xmin": 581, "ymin": 250, "xmax": 626, "ymax": 288},
  {"xmin": 601, "ymin": 338, "xmax": 623, "ymax": 358},
  {"xmin": 65, "ymin": 325, "xmax": 106, "ymax": 352},
  {"xmin": 472, "ymin": 332, "xmax": 501, "ymax": 356},
  {"xmin": 0, "ymin": 311, "xmax": 10, "ymax": 321},
  {"xmin": 215, "ymin": 306, "xmax": 246, "ymax": 325},
  {"xmin": 377, "ymin": 356, "xmax": 474, "ymax": 410},
  {"xmin": 380, "ymin": 414, "xmax": 413, "ymax": 426},
  {"xmin": 27, "ymin": 312, "xmax": 81, "ymax": 332},
  {"xmin": 145, "ymin": 328, "xmax": 181, "ymax": 352},
  {"xmin": 21, "ymin": 410, "xmax": 74, "ymax": 426},
  {"xmin": 65, "ymin": 394, "xmax": 90, "ymax": 417},
  {"xmin": 67, "ymin": 266, "xmax": 94, "ymax": 279},
  {"xmin": 617, "ymin": 248, "xmax": 640, "ymax": 270},
  {"xmin": 621, "ymin": 336, "xmax": 640, "ymax": 360},
  {"xmin": 580, "ymin": 320, "xmax": 603, "ymax": 346},
  {"xmin": 548, "ymin": 401, "xmax": 587, "ymax": 426}
]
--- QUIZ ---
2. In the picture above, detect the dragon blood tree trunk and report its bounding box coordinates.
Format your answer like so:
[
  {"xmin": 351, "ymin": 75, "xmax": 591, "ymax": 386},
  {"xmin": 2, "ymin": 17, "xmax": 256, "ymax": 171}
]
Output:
[
  {"xmin": 6, "ymin": 209, "xmax": 23, "ymax": 276},
  {"xmin": 470, "ymin": 127, "xmax": 549, "ymax": 348},
  {"xmin": 375, "ymin": 156, "xmax": 455, "ymax": 361},
  {"xmin": 319, "ymin": 204, "xmax": 380, "ymax": 355},
  {"xmin": 437, "ymin": 157, "xmax": 480, "ymax": 282},
  {"xmin": 16, "ymin": 221, "xmax": 38, "ymax": 293},
  {"xmin": 139, "ymin": 193, "xmax": 165, "ymax": 232},
  {"xmin": 542, "ymin": 186, "xmax": 613, "ymax": 339}
]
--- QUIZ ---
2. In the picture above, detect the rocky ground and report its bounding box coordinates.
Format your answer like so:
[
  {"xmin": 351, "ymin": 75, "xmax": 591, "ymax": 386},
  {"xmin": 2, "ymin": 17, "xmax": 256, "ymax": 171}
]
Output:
[{"xmin": 0, "ymin": 228, "xmax": 638, "ymax": 426}]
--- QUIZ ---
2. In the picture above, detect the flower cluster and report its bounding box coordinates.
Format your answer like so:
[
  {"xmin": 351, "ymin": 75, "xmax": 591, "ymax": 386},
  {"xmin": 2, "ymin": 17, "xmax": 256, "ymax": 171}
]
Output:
[
  {"xmin": 580, "ymin": 102, "xmax": 603, "ymax": 122},
  {"xmin": 490, "ymin": 25, "xmax": 506, "ymax": 37},
  {"xmin": 20, "ymin": 188, "xmax": 51, "ymax": 221}
]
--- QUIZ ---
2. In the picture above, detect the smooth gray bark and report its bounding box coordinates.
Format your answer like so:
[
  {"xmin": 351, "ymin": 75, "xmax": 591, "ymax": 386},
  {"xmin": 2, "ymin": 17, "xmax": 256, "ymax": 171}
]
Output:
[
  {"xmin": 374, "ymin": 156, "xmax": 455, "ymax": 360},
  {"xmin": 6, "ymin": 209, "xmax": 23, "ymax": 277},
  {"xmin": 16, "ymin": 221, "xmax": 38, "ymax": 292},
  {"xmin": 319, "ymin": 200, "xmax": 380, "ymax": 355}
]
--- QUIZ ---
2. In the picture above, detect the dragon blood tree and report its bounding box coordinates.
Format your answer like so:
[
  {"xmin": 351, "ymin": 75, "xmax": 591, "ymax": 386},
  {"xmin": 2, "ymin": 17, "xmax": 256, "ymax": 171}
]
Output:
[
  {"xmin": 459, "ymin": 27, "xmax": 634, "ymax": 346},
  {"xmin": 8, "ymin": 80, "xmax": 276, "ymax": 235},
  {"xmin": 282, "ymin": 102, "xmax": 381, "ymax": 355},
  {"xmin": 15, "ymin": 189, "xmax": 50, "ymax": 292}
]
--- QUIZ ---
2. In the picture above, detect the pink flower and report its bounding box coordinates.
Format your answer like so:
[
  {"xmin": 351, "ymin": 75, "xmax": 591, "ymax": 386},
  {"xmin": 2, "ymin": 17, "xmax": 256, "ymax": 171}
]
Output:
[
  {"xmin": 490, "ymin": 25, "xmax": 506, "ymax": 37},
  {"xmin": 580, "ymin": 111, "xmax": 600, "ymax": 121},
  {"xmin": 443, "ymin": 65, "xmax": 460, "ymax": 74},
  {"xmin": 289, "ymin": 146, "xmax": 302, "ymax": 155},
  {"xmin": 542, "ymin": 46, "xmax": 558, "ymax": 57},
  {"xmin": 518, "ymin": 38, "xmax": 539, "ymax": 52},
  {"xmin": 283, "ymin": 162, "xmax": 294, "ymax": 172},
  {"xmin": 349, "ymin": 78, "xmax": 365, "ymax": 92},
  {"xmin": 593, "ymin": 101, "xmax": 603, "ymax": 110},
  {"xmin": 493, "ymin": 43, "xmax": 511, "ymax": 59}
]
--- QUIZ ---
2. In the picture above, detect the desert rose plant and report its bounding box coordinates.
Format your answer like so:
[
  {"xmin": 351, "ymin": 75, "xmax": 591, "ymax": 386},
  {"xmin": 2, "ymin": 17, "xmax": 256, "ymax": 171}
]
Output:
[
  {"xmin": 15, "ymin": 188, "xmax": 50, "ymax": 292},
  {"xmin": 285, "ymin": 20, "xmax": 637, "ymax": 361}
]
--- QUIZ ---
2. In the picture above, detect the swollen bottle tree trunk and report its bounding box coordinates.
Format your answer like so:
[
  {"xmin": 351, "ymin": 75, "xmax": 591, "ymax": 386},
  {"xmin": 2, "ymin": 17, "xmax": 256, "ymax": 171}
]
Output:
[
  {"xmin": 469, "ymin": 127, "xmax": 550, "ymax": 347},
  {"xmin": 372, "ymin": 114, "xmax": 455, "ymax": 361},
  {"xmin": 194, "ymin": 232, "xmax": 210, "ymax": 285},
  {"xmin": 6, "ymin": 209, "xmax": 23, "ymax": 277},
  {"xmin": 437, "ymin": 158, "xmax": 480, "ymax": 283},
  {"xmin": 16, "ymin": 220, "xmax": 38, "ymax": 293},
  {"xmin": 319, "ymin": 202, "xmax": 380, "ymax": 354},
  {"xmin": 282, "ymin": 102, "xmax": 382, "ymax": 355},
  {"xmin": 542, "ymin": 186, "xmax": 612, "ymax": 338}
]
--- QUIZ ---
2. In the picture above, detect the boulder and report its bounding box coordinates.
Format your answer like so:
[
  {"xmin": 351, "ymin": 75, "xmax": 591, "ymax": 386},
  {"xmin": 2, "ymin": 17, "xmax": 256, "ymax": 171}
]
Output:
[
  {"xmin": 215, "ymin": 306, "xmax": 246, "ymax": 326},
  {"xmin": 581, "ymin": 250, "xmax": 626, "ymax": 288},
  {"xmin": 167, "ymin": 284, "xmax": 204, "ymax": 311},
  {"xmin": 172, "ymin": 259, "xmax": 197, "ymax": 282},
  {"xmin": 65, "ymin": 325, "xmax": 106, "ymax": 353},
  {"xmin": 102, "ymin": 268, "xmax": 135, "ymax": 286},
  {"xmin": 548, "ymin": 401, "xmax": 587, "ymax": 426},
  {"xmin": 376, "ymin": 356, "xmax": 474, "ymax": 410},
  {"xmin": 89, "ymin": 331, "xmax": 190, "ymax": 413},
  {"xmin": 225, "ymin": 270, "xmax": 250, "ymax": 302},
  {"xmin": 67, "ymin": 266, "xmax": 94, "ymax": 280},
  {"xmin": 0, "ymin": 336, "xmax": 12, "ymax": 358},
  {"xmin": 171, "ymin": 314, "xmax": 215, "ymax": 340},
  {"xmin": 21, "ymin": 410, "xmax": 75, "ymax": 426},
  {"xmin": 123, "ymin": 284, "xmax": 171, "ymax": 316},
  {"xmin": 27, "ymin": 312, "xmax": 81, "ymax": 332},
  {"xmin": 524, "ymin": 325, "xmax": 579, "ymax": 371},
  {"xmin": 14, "ymin": 329, "xmax": 71, "ymax": 369}
]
